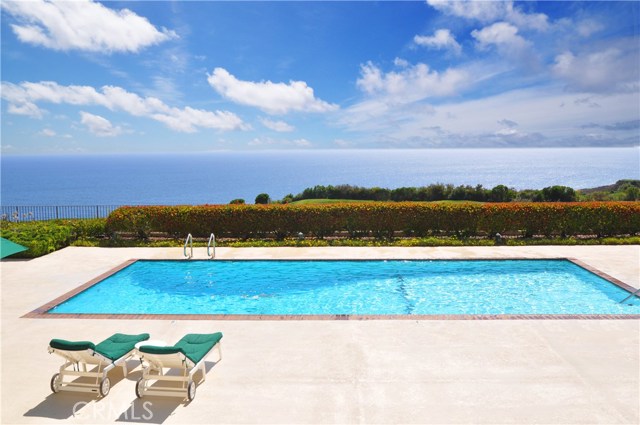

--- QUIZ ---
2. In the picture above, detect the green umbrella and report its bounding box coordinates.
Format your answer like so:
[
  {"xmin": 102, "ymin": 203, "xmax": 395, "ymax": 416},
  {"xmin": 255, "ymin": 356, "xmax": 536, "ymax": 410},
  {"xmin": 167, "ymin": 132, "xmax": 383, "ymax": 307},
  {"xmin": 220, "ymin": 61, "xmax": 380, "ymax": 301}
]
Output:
[{"xmin": 0, "ymin": 237, "xmax": 28, "ymax": 259}]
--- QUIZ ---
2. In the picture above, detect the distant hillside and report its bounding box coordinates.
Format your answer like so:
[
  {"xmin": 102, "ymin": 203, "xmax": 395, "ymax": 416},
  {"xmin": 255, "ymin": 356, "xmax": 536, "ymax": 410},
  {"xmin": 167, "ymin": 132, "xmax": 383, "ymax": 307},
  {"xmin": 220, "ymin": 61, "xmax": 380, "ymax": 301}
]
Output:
[{"xmin": 579, "ymin": 179, "xmax": 640, "ymax": 194}]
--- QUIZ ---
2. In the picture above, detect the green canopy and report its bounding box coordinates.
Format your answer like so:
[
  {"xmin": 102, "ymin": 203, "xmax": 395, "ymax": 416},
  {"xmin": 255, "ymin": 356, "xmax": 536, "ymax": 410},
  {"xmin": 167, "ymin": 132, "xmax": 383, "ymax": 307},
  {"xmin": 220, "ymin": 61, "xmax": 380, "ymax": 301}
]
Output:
[{"xmin": 0, "ymin": 237, "xmax": 28, "ymax": 259}]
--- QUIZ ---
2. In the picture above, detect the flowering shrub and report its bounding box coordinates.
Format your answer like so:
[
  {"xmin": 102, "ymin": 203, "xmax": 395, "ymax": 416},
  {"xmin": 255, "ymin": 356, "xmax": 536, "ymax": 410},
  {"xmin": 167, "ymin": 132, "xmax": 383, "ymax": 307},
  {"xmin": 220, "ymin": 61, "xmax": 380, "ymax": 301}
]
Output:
[{"xmin": 105, "ymin": 202, "xmax": 640, "ymax": 239}]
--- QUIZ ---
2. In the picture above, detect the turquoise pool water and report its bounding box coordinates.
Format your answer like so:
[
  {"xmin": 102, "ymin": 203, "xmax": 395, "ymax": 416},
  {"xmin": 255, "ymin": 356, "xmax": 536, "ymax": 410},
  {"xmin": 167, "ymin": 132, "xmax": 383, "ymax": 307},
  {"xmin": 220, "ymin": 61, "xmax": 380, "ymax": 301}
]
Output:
[{"xmin": 49, "ymin": 260, "xmax": 640, "ymax": 315}]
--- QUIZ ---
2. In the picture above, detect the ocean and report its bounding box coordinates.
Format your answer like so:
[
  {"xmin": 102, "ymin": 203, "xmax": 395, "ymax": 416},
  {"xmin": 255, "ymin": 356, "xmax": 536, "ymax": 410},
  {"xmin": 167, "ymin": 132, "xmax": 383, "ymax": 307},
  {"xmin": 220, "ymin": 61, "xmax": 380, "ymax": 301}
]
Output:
[{"xmin": 1, "ymin": 148, "xmax": 639, "ymax": 206}]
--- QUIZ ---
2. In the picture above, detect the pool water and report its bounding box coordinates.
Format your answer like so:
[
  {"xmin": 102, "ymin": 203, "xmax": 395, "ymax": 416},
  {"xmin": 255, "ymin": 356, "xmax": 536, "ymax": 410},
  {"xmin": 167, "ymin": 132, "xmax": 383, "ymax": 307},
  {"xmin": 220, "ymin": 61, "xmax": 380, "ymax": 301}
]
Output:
[{"xmin": 49, "ymin": 260, "xmax": 640, "ymax": 315}]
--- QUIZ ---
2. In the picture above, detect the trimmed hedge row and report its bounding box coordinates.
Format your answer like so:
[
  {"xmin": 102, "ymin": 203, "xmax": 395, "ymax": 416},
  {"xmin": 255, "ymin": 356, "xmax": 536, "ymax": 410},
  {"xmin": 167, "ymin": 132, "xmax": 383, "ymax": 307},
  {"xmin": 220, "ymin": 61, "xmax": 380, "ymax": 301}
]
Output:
[{"xmin": 105, "ymin": 202, "xmax": 640, "ymax": 239}]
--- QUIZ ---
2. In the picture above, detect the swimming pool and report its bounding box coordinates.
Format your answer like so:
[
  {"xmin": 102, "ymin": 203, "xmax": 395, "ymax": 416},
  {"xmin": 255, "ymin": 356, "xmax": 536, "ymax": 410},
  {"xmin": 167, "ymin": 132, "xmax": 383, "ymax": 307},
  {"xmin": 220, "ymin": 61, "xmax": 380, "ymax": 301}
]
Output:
[{"xmin": 44, "ymin": 260, "xmax": 640, "ymax": 316}]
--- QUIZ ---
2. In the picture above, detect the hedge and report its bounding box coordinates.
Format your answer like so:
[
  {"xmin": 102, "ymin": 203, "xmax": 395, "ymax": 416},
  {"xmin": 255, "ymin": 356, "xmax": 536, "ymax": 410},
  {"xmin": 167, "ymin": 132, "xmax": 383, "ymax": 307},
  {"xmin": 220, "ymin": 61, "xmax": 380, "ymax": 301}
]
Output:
[{"xmin": 105, "ymin": 202, "xmax": 640, "ymax": 239}]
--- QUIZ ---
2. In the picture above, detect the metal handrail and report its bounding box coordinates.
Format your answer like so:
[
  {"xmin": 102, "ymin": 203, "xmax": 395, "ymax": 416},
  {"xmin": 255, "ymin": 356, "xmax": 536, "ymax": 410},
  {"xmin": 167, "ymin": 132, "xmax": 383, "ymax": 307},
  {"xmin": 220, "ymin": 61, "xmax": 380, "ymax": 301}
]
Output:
[
  {"xmin": 184, "ymin": 234, "xmax": 193, "ymax": 259},
  {"xmin": 207, "ymin": 233, "xmax": 216, "ymax": 259},
  {"xmin": 619, "ymin": 287, "xmax": 640, "ymax": 304}
]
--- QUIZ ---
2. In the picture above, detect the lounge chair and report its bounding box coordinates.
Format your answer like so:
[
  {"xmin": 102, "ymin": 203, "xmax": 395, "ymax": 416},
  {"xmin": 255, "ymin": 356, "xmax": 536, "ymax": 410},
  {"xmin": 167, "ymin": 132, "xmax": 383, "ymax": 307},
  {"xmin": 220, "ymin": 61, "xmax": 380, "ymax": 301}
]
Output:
[
  {"xmin": 135, "ymin": 332, "xmax": 223, "ymax": 401},
  {"xmin": 48, "ymin": 333, "xmax": 150, "ymax": 396}
]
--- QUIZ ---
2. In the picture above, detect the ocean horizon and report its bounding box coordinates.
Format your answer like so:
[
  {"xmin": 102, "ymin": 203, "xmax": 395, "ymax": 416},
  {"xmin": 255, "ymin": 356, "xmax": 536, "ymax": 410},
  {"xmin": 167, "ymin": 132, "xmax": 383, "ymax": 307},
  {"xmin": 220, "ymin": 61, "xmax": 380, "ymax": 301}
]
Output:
[{"xmin": 1, "ymin": 147, "xmax": 639, "ymax": 206}]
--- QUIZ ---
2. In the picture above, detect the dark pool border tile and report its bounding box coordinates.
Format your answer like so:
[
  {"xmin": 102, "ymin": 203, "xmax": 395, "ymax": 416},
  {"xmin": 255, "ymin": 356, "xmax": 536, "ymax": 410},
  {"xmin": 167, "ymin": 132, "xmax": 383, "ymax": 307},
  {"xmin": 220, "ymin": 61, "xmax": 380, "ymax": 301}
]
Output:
[
  {"xmin": 24, "ymin": 259, "xmax": 137, "ymax": 317},
  {"xmin": 22, "ymin": 257, "xmax": 640, "ymax": 321},
  {"xmin": 566, "ymin": 257, "xmax": 639, "ymax": 293}
]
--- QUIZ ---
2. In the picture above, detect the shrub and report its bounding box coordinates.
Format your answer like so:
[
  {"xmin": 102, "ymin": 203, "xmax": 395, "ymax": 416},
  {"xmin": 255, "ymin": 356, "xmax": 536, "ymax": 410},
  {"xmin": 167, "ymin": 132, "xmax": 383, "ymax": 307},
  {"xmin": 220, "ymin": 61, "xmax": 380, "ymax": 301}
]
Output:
[
  {"xmin": 229, "ymin": 199, "xmax": 245, "ymax": 204},
  {"xmin": 63, "ymin": 218, "xmax": 107, "ymax": 238},
  {"xmin": 0, "ymin": 220, "xmax": 75, "ymax": 257},
  {"xmin": 105, "ymin": 202, "xmax": 640, "ymax": 240}
]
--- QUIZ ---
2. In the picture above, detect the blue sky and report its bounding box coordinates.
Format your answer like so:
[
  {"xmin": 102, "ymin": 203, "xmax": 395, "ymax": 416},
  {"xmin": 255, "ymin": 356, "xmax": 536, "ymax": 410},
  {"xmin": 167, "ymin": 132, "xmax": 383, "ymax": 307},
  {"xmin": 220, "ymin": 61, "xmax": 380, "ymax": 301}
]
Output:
[{"xmin": 1, "ymin": 0, "xmax": 639, "ymax": 154}]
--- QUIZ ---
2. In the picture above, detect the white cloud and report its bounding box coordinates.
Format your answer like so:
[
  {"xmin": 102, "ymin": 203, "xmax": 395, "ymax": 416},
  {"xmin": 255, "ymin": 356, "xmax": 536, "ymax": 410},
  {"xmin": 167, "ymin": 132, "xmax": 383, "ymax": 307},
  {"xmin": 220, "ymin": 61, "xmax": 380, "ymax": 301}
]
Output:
[
  {"xmin": 1, "ymin": 0, "xmax": 176, "ymax": 53},
  {"xmin": 80, "ymin": 111, "xmax": 122, "ymax": 137},
  {"xmin": 151, "ymin": 107, "xmax": 244, "ymax": 133},
  {"xmin": 414, "ymin": 29, "xmax": 462, "ymax": 54},
  {"xmin": 576, "ymin": 20, "xmax": 604, "ymax": 38},
  {"xmin": 333, "ymin": 139, "xmax": 353, "ymax": 148},
  {"xmin": 8, "ymin": 101, "xmax": 43, "ymax": 118},
  {"xmin": 293, "ymin": 138, "xmax": 312, "ymax": 147},
  {"xmin": 38, "ymin": 128, "xmax": 56, "ymax": 137},
  {"xmin": 339, "ymin": 84, "xmax": 639, "ymax": 147},
  {"xmin": 207, "ymin": 68, "xmax": 338, "ymax": 115},
  {"xmin": 247, "ymin": 136, "xmax": 313, "ymax": 148},
  {"xmin": 356, "ymin": 61, "xmax": 469, "ymax": 103},
  {"xmin": 1, "ymin": 80, "xmax": 246, "ymax": 133},
  {"xmin": 427, "ymin": 0, "xmax": 506, "ymax": 22},
  {"xmin": 471, "ymin": 22, "xmax": 529, "ymax": 52},
  {"xmin": 394, "ymin": 57, "xmax": 409, "ymax": 68},
  {"xmin": 427, "ymin": 0, "xmax": 549, "ymax": 31},
  {"xmin": 260, "ymin": 118, "xmax": 294, "ymax": 132},
  {"xmin": 552, "ymin": 48, "xmax": 640, "ymax": 93}
]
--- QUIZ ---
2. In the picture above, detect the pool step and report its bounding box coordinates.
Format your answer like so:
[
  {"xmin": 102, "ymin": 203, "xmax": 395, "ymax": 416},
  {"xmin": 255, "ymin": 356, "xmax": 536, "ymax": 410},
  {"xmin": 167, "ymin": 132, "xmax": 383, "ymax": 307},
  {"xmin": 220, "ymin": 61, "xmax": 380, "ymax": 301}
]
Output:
[{"xmin": 619, "ymin": 287, "xmax": 640, "ymax": 304}]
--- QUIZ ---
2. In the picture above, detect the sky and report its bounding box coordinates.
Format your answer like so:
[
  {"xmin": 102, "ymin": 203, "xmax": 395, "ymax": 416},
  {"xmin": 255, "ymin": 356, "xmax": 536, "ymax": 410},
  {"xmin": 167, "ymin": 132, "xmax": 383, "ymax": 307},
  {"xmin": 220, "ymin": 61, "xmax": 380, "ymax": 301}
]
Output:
[{"xmin": 1, "ymin": 0, "xmax": 639, "ymax": 154}]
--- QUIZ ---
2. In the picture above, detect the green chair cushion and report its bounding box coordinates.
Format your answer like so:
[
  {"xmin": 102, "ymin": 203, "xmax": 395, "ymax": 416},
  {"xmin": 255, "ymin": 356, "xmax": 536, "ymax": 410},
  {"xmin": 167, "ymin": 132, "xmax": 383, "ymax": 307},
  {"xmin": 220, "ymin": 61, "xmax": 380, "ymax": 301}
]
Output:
[
  {"xmin": 138, "ymin": 345, "xmax": 183, "ymax": 356},
  {"xmin": 94, "ymin": 333, "xmax": 150, "ymax": 361},
  {"xmin": 50, "ymin": 339, "xmax": 95, "ymax": 351},
  {"xmin": 174, "ymin": 332, "xmax": 223, "ymax": 364}
]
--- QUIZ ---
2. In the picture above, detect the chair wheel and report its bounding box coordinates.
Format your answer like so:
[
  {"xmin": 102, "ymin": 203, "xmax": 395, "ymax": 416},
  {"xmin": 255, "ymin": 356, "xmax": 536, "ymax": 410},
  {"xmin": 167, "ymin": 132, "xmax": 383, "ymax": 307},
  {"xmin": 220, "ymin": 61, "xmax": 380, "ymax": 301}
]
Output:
[
  {"xmin": 135, "ymin": 378, "xmax": 144, "ymax": 398},
  {"xmin": 50, "ymin": 373, "xmax": 60, "ymax": 393},
  {"xmin": 99, "ymin": 377, "xmax": 110, "ymax": 397},
  {"xmin": 187, "ymin": 381, "xmax": 196, "ymax": 401}
]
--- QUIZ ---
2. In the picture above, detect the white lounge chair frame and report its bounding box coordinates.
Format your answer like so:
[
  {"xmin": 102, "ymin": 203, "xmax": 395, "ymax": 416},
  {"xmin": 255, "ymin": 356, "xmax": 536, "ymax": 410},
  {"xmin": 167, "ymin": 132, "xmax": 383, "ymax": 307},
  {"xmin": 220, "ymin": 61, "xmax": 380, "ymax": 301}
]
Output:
[
  {"xmin": 48, "ymin": 346, "xmax": 136, "ymax": 397},
  {"xmin": 136, "ymin": 341, "xmax": 222, "ymax": 401}
]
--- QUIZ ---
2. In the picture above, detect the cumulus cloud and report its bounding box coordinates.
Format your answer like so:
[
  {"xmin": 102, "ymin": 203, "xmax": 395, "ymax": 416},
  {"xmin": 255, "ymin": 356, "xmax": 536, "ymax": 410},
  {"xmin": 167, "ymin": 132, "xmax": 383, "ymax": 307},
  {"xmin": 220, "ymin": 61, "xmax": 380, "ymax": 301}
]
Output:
[
  {"xmin": 260, "ymin": 118, "xmax": 294, "ymax": 132},
  {"xmin": 471, "ymin": 22, "xmax": 529, "ymax": 52},
  {"xmin": 414, "ymin": 29, "xmax": 461, "ymax": 54},
  {"xmin": 427, "ymin": 0, "xmax": 549, "ymax": 31},
  {"xmin": 151, "ymin": 107, "xmax": 245, "ymax": 133},
  {"xmin": 80, "ymin": 111, "xmax": 122, "ymax": 137},
  {"xmin": 8, "ymin": 101, "xmax": 43, "ymax": 118},
  {"xmin": 552, "ymin": 48, "xmax": 640, "ymax": 93},
  {"xmin": 394, "ymin": 58, "xmax": 409, "ymax": 68},
  {"xmin": 356, "ymin": 61, "xmax": 469, "ymax": 103},
  {"xmin": 207, "ymin": 68, "xmax": 338, "ymax": 115},
  {"xmin": 1, "ymin": 80, "xmax": 246, "ymax": 133},
  {"xmin": 1, "ymin": 0, "xmax": 176, "ymax": 53}
]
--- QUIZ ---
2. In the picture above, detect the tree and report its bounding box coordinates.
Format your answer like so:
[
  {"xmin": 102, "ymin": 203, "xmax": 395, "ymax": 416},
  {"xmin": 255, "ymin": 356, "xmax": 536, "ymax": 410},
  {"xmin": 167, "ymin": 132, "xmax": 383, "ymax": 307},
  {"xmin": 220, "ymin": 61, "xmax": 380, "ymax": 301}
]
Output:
[
  {"xmin": 229, "ymin": 198, "xmax": 245, "ymax": 204},
  {"xmin": 490, "ymin": 185, "xmax": 515, "ymax": 202},
  {"xmin": 255, "ymin": 193, "xmax": 271, "ymax": 204},
  {"xmin": 623, "ymin": 185, "xmax": 640, "ymax": 201},
  {"xmin": 541, "ymin": 186, "xmax": 577, "ymax": 202}
]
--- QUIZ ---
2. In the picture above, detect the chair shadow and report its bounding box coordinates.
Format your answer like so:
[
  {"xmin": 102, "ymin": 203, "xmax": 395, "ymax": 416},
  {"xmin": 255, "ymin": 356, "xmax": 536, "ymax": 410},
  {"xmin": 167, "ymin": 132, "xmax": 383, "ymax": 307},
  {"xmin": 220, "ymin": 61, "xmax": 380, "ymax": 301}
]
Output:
[
  {"xmin": 24, "ymin": 393, "xmax": 97, "ymax": 420},
  {"xmin": 116, "ymin": 398, "xmax": 185, "ymax": 423},
  {"xmin": 115, "ymin": 359, "xmax": 221, "ymax": 423},
  {"xmin": 23, "ymin": 363, "xmax": 129, "ymax": 420}
]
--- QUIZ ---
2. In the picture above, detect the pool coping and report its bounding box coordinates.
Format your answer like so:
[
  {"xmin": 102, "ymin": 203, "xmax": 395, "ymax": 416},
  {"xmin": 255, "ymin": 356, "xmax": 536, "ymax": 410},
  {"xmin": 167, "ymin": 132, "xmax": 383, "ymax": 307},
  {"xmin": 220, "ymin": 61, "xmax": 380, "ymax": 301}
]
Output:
[{"xmin": 22, "ymin": 257, "xmax": 640, "ymax": 320}]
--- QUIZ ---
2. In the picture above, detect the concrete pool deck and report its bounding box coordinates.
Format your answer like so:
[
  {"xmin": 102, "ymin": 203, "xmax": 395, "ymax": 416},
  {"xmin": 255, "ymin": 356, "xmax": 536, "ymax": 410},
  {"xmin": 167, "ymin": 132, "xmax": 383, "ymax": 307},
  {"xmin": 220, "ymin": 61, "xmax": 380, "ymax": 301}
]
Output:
[{"xmin": 1, "ymin": 245, "xmax": 639, "ymax": 424}]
